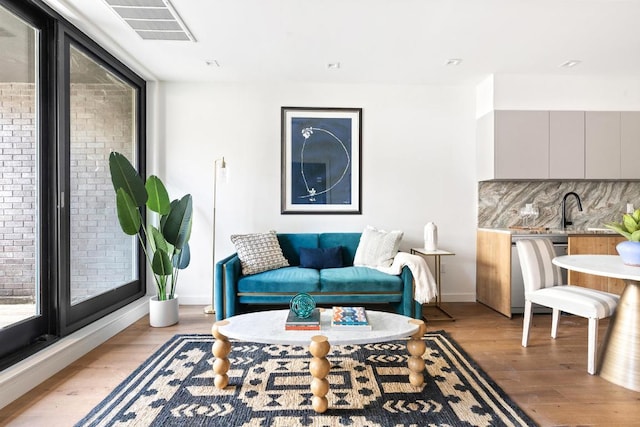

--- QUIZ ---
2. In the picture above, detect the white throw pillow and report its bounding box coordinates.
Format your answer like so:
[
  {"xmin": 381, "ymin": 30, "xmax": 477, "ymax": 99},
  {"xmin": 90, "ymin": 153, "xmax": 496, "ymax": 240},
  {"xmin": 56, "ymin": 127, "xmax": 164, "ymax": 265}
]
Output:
[
  {"xmin": 353, "ymin": 226, "xmax": 403, "ymax": 268},
  {"xmin": 230, "ymin": 231, "xmax": 290, "ymax": 275}
]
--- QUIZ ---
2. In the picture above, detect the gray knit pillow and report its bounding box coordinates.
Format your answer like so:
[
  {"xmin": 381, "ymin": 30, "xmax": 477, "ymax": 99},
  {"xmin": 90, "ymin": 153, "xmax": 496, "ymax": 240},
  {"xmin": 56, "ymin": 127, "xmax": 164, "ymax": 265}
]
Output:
[{"xmin": 231, "ymin": 231, "xmax": 290, "ymax": 275}]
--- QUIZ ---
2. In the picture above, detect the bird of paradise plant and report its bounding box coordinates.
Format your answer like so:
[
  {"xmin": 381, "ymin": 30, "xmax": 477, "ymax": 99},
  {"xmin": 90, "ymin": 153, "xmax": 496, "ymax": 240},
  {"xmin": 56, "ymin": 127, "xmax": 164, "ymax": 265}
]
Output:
[{"xmin": 109, "ymin": 152, "xmax": 193, "ymax": 300}]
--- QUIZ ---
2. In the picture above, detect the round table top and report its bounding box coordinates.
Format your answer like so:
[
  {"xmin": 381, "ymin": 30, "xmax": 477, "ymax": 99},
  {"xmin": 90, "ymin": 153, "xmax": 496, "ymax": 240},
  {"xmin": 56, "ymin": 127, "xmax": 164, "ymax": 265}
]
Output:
[
  {"xmin": 553, "ymin": 254, "xmax": 640, "ymax": 282},
  {"xmin": 215, "ymin": 309, "xmax": 421, "ymax": 345}
]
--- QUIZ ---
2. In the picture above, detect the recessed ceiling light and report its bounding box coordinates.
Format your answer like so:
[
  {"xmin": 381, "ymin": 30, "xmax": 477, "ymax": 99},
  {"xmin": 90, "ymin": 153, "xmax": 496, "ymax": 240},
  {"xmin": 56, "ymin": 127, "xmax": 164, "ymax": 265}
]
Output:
[
  {"xmin": 205, "ymin": 60, "xmax": 220, "ymax": 67},
  {"xmin": 560, "ymin": 60, "xmax": 581, "ymax": 68},
  {"xmin": 327, "ymin": 62, "xmax": 341, "ymax": 70},
  {"xmin": 445, "ymin": 58, "xmax": 462, "ymax": 66}
]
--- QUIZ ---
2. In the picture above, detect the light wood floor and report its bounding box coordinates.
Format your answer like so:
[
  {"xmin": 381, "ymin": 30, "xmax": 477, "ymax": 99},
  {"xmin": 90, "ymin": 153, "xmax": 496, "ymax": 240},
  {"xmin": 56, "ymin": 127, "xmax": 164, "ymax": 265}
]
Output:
[{"xmin": 1, "ymin": 302, "xmax": 639, "ymax": 427}]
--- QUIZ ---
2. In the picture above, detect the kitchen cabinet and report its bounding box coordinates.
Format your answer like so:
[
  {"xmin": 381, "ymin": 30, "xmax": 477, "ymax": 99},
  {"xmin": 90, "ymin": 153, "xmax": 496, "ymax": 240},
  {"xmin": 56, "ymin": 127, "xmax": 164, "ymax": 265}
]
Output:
[
  {"xmin": 585, "ymin": 112, "xmax": 621, "ymax": 179},
  {"xmin": 621, "ymin": 112, "xmax": 640, "ymax": 179},
  {"xmin": 549, "ymin": 111, "xmax": 585, "ymax": 179},
  {"xmin": 477, "ymin": 111, "xmax": 549, "ymax": 180},
  {"xmin": 494, "ymin": 111, "xmax": 550, "ymax": 179},
  {"xmin": 476, "ymin": 229, "xmax": 512, "ymax": 317},
  {"xmin": 584, "ymin": 111, "xmax": 640, "ymax": 179},
  {"xmin": 567, "ymin": 234, "xmax": 626, "ymax": 294},
  {"xmin": 477, "ymin": 109, "xmax": 640, "ymax": 180}
]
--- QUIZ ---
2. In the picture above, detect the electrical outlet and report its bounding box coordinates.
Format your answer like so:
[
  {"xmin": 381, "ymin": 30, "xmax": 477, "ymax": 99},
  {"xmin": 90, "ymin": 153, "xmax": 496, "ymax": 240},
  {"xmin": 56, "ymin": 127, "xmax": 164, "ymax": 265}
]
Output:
[{"xmin": 441, "ymin": 263, "xmax": 446, "ymax": 274}]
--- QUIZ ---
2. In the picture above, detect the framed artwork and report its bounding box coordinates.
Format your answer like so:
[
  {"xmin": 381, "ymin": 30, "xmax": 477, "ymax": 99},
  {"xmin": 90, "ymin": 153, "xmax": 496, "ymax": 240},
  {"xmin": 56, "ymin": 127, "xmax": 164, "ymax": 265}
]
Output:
[{"xmin": 281, "ymin": 107, "xmax": 362, "ymax": 214}]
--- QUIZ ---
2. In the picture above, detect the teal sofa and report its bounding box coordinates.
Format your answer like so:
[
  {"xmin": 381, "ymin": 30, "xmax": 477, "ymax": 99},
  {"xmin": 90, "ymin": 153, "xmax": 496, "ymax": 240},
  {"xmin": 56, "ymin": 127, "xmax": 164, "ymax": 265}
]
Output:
[{"xmin": 214, "ymin": 232, "xmax": 421, "ymax": 320}]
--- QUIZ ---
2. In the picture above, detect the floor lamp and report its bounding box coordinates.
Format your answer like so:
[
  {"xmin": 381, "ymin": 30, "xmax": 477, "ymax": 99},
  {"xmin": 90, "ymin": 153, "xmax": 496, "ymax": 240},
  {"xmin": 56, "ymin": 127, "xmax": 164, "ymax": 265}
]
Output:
[{"xmin": 204, "ymin": 157, "xmax": 227, "ymax": 314}]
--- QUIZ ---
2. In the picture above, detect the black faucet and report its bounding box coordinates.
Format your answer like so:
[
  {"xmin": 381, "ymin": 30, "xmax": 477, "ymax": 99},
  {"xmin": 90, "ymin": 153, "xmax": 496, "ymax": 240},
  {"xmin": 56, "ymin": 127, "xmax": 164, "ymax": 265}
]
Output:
[{"xmin": 561, "ymin": 191, "xmax": 583, "ymax": 229}]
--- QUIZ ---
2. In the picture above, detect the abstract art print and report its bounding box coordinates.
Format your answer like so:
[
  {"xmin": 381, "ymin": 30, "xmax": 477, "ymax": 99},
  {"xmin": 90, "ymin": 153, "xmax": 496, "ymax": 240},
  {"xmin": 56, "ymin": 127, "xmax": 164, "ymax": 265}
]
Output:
[{"xmin": 281, "ymin": 107, "xmax": 362, "ymax": 214}]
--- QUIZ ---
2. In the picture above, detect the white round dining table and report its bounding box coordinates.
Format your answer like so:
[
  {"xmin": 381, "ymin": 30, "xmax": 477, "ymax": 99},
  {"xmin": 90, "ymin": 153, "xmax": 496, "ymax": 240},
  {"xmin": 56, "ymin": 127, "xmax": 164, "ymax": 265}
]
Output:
[{"xmin": 553, "ymin": 254, "xmax": 640, "ymax": 392}]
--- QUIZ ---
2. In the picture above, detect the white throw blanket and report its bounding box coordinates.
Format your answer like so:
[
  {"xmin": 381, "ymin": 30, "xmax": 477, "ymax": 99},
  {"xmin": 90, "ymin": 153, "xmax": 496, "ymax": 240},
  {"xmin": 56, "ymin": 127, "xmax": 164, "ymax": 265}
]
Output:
[{"xmin": 375, "ymin": 252, "xmax": 438, "ymax": 304}]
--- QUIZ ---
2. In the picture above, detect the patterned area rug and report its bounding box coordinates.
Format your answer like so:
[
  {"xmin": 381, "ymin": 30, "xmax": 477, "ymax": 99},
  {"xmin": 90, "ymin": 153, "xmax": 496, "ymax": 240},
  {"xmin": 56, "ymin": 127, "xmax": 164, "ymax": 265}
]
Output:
[{"xmin": 75, "ymin": 332, "xmax": 536, "ymax": 427}]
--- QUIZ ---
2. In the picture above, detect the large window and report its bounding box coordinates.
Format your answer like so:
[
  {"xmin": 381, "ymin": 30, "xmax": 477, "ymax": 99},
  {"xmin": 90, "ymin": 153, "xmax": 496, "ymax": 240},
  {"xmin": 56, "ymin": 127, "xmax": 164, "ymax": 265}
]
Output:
[
  {"xmin": 68, "ymin": 45, "xmax": 138, "ymax": 306},
  {"xmin": 0, "ymin": 6, "xmax": 39, "ymax": 324},
  {"xmin": 0, "ymin": 0, "xmax": 48, "ymax": 366},
  {"xmin": 0, "ymin": 0, "xmax": 146, "ymax": 367}
]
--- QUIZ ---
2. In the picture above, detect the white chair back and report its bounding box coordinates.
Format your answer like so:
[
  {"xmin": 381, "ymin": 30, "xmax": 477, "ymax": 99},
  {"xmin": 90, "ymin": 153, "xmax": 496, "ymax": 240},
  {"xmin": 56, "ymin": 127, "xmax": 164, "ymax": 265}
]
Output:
[
  {"xmin": 516, "ymin": 237, "xmax": 619, "ymax": 375},
  {"xmin": 516, "ymin": 239, "xmax": 563, "ymax": 293}
]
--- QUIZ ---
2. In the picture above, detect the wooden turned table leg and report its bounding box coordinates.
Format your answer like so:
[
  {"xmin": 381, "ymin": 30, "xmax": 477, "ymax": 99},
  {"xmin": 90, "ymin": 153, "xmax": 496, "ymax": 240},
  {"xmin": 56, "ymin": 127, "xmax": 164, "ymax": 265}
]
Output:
[
  {"xmin": 407, "ymin": 319, "xmax": 427, "ymax": 387},
  {"xmin": 309, "ymin": 335, "xmax": 331, "ymax": 413},
  {"xmin": 211, "ymin": 320, "xmax": 231, "ymax": 389}
]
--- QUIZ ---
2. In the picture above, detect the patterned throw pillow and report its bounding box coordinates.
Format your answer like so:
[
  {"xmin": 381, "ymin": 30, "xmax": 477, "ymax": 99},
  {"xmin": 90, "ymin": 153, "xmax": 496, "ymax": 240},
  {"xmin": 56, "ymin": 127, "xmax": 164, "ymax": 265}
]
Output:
[
  {"xmin": 353, "ymin": 226, "xmax": 403, "ymax": 268},
  {"xmin": 230, "ymin": 231, "xmax": 290, "ymax": 275}
]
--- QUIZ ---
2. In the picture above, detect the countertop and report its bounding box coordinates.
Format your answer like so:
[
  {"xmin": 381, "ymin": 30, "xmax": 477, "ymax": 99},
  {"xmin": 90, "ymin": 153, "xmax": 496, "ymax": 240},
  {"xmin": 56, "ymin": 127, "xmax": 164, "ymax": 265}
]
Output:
[{"xmin": 478, "ymin": 227, "xmax": 618, "ymax": 238}]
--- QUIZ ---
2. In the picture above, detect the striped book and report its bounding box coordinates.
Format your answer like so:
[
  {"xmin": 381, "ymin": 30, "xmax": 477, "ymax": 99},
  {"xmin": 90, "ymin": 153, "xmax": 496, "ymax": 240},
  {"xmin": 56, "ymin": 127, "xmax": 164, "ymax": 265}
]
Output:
[{"xmin": 331, "ymin": 306, "xmax": 371, "ymax": 330}]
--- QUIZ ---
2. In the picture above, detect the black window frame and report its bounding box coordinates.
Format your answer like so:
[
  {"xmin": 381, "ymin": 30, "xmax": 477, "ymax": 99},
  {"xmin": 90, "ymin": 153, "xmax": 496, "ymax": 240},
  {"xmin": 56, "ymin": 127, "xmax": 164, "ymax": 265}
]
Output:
[
  {"xmin": 0, "ymin": 0, "xmax": 147, "ymax": 368},
  {"xmin": 0, "ymin": 0, "xmax": 55, "ymax": 369},
  {"xmin": 56, "ymin": 21, "xmax": 147, "ymax": 335}
]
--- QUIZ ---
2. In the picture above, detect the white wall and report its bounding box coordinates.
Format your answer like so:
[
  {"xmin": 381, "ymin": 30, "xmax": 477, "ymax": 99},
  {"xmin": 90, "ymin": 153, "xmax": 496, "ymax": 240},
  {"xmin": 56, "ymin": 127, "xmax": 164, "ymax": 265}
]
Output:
[
  {"xmin": 475, "ymin": 75, "xmax": 494, "ymax": 118},
  {"xmin": 493, "ymin": 74, "xmax": 640, "ymax": 110},
  {"xmin": 149, "ymin": 81, "xmax": 479, "ymax": 305}
]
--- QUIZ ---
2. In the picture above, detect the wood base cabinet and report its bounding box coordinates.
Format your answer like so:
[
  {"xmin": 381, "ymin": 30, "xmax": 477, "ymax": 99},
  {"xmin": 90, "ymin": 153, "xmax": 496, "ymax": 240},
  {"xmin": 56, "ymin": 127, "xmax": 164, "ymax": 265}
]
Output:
[
  {"xmin": 568, "ymin": 235, "xmax": 626, "ymax": 294},
  {"xmin": 476, "ymin": 230, "xmax": 512, "ymax": 317}
]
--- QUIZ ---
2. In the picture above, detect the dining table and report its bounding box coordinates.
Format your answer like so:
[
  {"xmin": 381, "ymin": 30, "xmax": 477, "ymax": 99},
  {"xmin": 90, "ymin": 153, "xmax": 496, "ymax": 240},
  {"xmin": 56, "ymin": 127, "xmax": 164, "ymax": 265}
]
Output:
[{"xmin": 552, "ymin": 254, "xmax": 640, "ymax": 392}]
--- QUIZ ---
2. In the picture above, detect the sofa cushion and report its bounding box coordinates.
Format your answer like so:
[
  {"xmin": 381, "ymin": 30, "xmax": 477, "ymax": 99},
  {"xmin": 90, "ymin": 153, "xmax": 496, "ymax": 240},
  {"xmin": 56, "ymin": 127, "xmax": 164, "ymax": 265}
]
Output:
[
  {"xmin": 319, "ymin": 233, "xmax": 361, "ymax": 266},
  {"xmin": 319, "ymin": 266, "xmax": 404, "ymax": 293},
  {"xmin": 237, "ymin": 266, "xmax": 320, "ymax": 293},
  {"xmin": 231, "ymin": 231, "xmax": 290, "ymax": 275},
  {"xmin": 353, "ymin": 226, "xmax": 403, "ymax": 268},
  {"xmin": 277, "ymin": 233, "xmax": 319, "ymax": 266},
  {"xmin": 299, "ymin": 246, "xmax": 343, "ymax": 269}
]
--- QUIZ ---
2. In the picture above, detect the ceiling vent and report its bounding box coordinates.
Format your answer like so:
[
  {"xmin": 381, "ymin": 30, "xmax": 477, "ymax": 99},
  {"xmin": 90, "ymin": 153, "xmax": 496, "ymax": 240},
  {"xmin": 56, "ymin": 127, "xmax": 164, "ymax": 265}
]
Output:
[{"xmin": 103, "ymin": 0, "xmax": 195, "ymax": 41}]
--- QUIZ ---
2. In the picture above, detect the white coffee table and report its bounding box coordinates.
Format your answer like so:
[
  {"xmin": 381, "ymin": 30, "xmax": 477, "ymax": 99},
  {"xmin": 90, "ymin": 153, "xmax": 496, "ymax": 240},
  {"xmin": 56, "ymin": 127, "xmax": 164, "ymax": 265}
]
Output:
[{"xmin": 211, "ymin": 309, "xmax": 427, "ymax": 413}]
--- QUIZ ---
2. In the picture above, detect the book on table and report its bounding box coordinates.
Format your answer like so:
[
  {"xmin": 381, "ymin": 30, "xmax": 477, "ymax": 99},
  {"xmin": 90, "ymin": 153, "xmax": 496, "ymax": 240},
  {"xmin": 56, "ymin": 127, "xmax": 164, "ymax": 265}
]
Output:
[
  {"xmin": 285, "ymin": 308, "xmax": 320, "ymax": 330},
  {"xmin": 331, "ymin": 306, "xmax": 372, "ymax": 330}
]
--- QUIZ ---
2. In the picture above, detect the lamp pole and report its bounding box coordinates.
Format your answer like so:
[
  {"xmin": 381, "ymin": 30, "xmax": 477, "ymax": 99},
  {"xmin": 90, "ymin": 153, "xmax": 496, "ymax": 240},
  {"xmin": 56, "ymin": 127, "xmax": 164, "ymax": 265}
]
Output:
[{"xmin": 204, "ymin": 157, "xmax": 226, "ymax": 314}]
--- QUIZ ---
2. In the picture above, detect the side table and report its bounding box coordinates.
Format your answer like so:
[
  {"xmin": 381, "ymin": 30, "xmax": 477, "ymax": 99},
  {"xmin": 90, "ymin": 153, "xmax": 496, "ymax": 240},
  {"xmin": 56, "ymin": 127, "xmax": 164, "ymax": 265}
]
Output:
[{"xmin": 410, "ymin": 248, "xmax": 455, "ymax": 321}]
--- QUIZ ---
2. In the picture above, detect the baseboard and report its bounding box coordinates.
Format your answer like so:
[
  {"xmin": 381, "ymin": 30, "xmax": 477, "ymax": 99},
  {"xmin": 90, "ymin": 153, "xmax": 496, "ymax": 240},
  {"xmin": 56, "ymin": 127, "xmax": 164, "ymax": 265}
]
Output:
[
  {"xmin": 0, "ymin": 297, "xmax": 150, "ymax": 410},
  {"xmin": 441, "ymin": 292, "xmax": 476, "ymax": 302},
  {"xmin": 176, "ymin": 295, "xmax": 211, "ymax": 305}
]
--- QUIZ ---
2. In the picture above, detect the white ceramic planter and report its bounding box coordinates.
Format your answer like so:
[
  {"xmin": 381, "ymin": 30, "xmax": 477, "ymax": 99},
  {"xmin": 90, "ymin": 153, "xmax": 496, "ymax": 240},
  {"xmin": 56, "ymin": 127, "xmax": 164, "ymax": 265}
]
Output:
[
  {"xmin": 149, "ymin": 295, "xmax": 179, "ymax": 327},
  {"xmin": 617, "ymin": 241, "xmax": 640, "ymax": 266}
]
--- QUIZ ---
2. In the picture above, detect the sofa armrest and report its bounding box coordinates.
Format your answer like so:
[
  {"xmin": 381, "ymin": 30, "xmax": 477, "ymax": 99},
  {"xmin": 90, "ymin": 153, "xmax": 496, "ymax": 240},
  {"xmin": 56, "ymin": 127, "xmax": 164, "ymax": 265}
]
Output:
[
  {"xmin": 214, "ymin": 253, "xmax": 242, "ymax": 320},
  {"xmin": 400, "ymin": 265, "xmax": 421, "ymax": 318}
]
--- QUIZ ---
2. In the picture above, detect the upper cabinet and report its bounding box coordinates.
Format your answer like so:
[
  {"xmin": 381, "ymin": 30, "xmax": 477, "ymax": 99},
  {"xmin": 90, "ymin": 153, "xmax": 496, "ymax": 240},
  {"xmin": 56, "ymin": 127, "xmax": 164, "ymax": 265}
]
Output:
[
  {"xmin": 550, "ymin": 111, "xmax": 585, "ymax": 179},
  {"xmin": 477, "ymin": 109, "xmax": 640, "ymax": 180},
  {"xmin": 477, "ymin": 110, "xmax": 549, "ymax": 180},
  {"xmin": 494, "ymin": 111, "xmax": 549, "ymax": 179},
  {"xmin": 585, "ymin": 112, "xmax": 620, "ymax": 179},
  {"xmin": 621, "ymin": 112, "xmax": 640, "ymax": 179},
  {"xmin": 585, "ymin": 112, "xmax": 640, "ymax": 180}
]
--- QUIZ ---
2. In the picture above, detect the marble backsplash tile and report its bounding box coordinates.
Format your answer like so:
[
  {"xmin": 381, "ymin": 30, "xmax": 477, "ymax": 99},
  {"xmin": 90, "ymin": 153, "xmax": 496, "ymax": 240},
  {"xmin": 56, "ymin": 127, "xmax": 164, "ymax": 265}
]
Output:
[{"xmin": 478, "ymin": 181, "xmax": 640, "ymax": 229}]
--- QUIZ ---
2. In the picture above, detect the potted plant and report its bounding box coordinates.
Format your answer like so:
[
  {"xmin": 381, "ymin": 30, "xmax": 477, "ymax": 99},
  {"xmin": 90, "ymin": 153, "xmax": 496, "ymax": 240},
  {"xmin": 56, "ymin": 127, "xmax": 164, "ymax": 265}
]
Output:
[
  {"xmin": 605, "ymin": 208, "xmax": 640, "ymax": 266},
  {"xmin": 109, "ymin": 152, "xmax": 193, "ymax": 326}
]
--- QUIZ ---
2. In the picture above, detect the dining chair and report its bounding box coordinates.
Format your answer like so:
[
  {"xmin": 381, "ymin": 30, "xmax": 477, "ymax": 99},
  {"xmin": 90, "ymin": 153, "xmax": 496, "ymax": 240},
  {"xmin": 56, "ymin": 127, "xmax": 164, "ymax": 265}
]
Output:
[{"xmin": 516, "ymin": 238, "xmax": 619, "ymax": 374}]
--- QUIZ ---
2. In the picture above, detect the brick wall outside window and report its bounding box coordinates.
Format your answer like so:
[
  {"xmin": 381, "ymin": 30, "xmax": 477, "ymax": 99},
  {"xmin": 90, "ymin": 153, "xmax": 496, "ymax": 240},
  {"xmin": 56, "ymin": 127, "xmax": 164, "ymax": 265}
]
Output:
[
  {"xmin": 0, "ymin": 83, "xmax": 36, "ymax": 303},
  {"xmin": 69, "ymin": 82, "xmax": 135, "ymax": 304},
  {"xmin": 1, "ymin": 82, "xmax": 136, "ymax": 304}
]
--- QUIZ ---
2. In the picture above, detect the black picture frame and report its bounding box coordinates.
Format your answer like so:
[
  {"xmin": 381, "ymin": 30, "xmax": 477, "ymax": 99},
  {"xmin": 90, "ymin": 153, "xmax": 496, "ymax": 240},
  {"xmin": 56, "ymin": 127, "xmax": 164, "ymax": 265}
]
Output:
[{"xmin": 281, "ymin": 107, "xmax": 362, "ymax": 214}]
